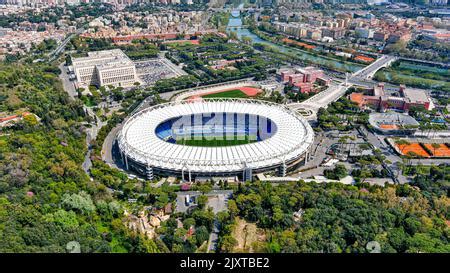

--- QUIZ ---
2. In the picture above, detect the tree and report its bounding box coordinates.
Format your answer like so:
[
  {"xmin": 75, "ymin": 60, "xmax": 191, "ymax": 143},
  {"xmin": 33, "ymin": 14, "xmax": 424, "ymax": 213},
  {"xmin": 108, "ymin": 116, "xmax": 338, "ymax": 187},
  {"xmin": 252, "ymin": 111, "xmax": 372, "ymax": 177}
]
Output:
[
  {"xmin": 388, "ymin": 228, "xmax": 409, "ymax": 253},
  {"xmin": 241, "ymin": 36, "xmax": 253, "ymax": 45},
  {"xmin": 431, "ymin": 143, "xmax": 440, "ymax": 157},
  {"xmin": 198, "ymin": 184, "xmax": 212, "ymax": 195},
  {"xmin": 23, "ymin": 114, "xmax": 38, "ymax": 126},
  {"xmin": 183, "ymin": 218, "xmax": 196, "ymax": 230},
  {"xmin": 220, "ymin": 235, "xmax": 238, "ymax": 252},
  {"xmin": 192, "ymin": 208, "xmax": 215, "ymax": 231},
  {"xmin": 324, "ymin": 164, "xmax": 348, "ymax": 180},
  {"xmin": 229, "ymin": 31, "xmax": 238, "ymax": 41},
  {"xmin": 61, "ymin": 191, "xmax": 96, "ymax": 215},
  {"xmin": 197, "ymin": 195, "xmax": 208, "ymax": 209},
  {"xmin": 338, "ymin": 136, "xmax": 350, "ymax": 154},
  {"xmin": 195, "ymin": 226, "xmax": 209, "ymax": 246},
  {"xmin": 359, "ymin": 167, "xmax": 373, "ymax": 183},
  {"xmin": 47, "ymin": 209, "xmax": 79, "ymax": 230},
  {"xmin": 65, "ymin": 55, "xmax": 72, "ymax": 66},
  {"xmin": 155, "ymin": 192, "xmax": 169, "ymax": 208},
  {"xmin": 228, "ymin": 200, "xmax": 238, "ymax": 218}
]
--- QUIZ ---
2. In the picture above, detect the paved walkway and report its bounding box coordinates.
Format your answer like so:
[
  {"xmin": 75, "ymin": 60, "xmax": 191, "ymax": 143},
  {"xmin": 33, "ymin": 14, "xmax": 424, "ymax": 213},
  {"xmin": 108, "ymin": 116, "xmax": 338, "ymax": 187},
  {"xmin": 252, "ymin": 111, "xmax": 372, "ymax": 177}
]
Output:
[
  {"xmin": 288, "ymin": 82, "xmax": 350, "ymax": 120},
  {"xmin": 207, "ymin": 221, "xmax": 219, "ymax": 253}
]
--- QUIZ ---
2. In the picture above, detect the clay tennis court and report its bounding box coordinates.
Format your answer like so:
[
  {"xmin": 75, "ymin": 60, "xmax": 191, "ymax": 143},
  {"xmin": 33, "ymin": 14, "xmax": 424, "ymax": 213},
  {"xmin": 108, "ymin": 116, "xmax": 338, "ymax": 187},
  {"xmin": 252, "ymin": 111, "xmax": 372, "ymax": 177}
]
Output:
[
  {"xmin": 423, "ymin": 143, "xmax": 450, "ymax": 157},
  {"xmin": 396, "ymin": 143, "xmax": 430, "ymax": 158},
  {"xmin": 379, "ymin": 124, "xmax": 398, "ymax": 130}
]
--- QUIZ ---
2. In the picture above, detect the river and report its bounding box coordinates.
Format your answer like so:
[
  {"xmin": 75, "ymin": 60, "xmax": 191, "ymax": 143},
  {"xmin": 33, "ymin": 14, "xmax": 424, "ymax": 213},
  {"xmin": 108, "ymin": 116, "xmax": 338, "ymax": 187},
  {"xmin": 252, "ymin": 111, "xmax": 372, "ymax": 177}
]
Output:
[{"xmin": 225, "ymin": 6, "xmax": 362, "ymax": 73}]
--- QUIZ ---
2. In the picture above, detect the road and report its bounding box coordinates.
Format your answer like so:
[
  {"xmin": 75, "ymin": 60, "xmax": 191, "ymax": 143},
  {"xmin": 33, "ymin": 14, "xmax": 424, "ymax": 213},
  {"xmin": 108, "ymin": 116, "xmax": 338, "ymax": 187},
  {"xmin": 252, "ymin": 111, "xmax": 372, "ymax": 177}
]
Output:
[
  {"xmin": 59, "ymin": 62, "xmax": 107, "ymax": 173},
  {"xmin": 289, "ymin": 123, "xmax": 433, "ymax": 185},
  {"xmin": 358, "ymin": 126, "xmax": 408, "ymax": 184},
  {"xmin": 398, "ymin": 57, "xmax": 449, "ymax": 68},
  {"xmin": 302, "ymin": 132, "xmax": 334, "ymax": 168},
  {"xmin": 351, "ymin": 55, "xmax": 398, "ymax": 80},
  {"xmin": 287, "ymin": 54, "xmax": 400, "ymax": 120},
  {"xmin": 207, "ymin": 221, "xmax": 219, "ymax": 253},
  {"xmin": 102, "ymin": 123, "xmax": 122, "ymax": 166},
  {"xmin": 264, "ymin": 30, "xmax": 382, "ymax": 58},
  {"xmin": 81, "ymin": 109, "xmax": 107, "ymax": 173},
  {"xmin": 101, "ymin": 94, "xmax": 156, "ymax": 170},
  {"xmin": 58, "ymin": 62, "xmax": 77, "ymax": 98},
  {"xmin": 49, "ymin": 27, "xmax": 85, "ymax": 62},
  {"xmin": 54, "ymin": 28, "xmax": 108, "ymax": 174}
]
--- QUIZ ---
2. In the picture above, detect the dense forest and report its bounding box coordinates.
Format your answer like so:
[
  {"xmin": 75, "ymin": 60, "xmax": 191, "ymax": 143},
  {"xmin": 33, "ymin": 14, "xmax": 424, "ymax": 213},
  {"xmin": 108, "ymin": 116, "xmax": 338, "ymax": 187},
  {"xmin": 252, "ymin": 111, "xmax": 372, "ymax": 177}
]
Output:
[
  {"xmin": 0, "ymin": 63, "xmax": 162, "ymax": 252},
  {"xmin": 221, "ymin": 181, "xmax": 449, "ymax": 253}
]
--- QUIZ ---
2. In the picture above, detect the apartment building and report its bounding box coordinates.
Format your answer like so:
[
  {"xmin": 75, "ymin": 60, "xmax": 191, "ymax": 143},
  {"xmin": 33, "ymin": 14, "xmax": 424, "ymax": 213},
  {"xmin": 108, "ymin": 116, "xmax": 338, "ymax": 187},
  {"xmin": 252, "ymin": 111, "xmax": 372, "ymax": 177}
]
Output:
[
  {"xmin": 279, "ymin": 66, "xmax": 327, "ymax": 94},
  {"xmin": 72, "ymin": 49, "xmax": 138, "ymax": 88}
]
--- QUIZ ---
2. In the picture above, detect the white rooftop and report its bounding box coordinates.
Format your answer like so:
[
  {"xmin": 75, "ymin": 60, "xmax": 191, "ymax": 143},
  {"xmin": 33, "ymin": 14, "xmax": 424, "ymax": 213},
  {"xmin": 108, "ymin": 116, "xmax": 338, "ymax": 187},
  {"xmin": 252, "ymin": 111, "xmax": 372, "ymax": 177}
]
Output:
[
  {"xmin": 118, "ymin": 99, "xmax": 314, "ymax": 173},
  {"xmin": 72, "ymin": 49, "xmax": 134, "ymax": 69},
  {"xmin": 403, "ymin": 88, "xmax": 430, "ymax": 103}
]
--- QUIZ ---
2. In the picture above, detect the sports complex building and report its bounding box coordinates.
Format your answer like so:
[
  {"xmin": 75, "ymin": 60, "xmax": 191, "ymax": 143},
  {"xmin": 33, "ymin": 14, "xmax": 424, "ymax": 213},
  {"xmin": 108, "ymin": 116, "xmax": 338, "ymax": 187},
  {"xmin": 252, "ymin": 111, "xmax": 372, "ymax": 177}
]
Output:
[{"xmin": 116, "ymin": 99, "xmax": 314, "ymax": 181}]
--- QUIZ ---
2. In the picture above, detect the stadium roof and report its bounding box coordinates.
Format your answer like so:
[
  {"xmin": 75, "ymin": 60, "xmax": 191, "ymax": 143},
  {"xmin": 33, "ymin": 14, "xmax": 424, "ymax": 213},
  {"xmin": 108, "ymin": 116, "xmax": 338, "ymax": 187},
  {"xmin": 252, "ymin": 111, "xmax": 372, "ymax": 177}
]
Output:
[{"xmin": 117, "ymin": 99, "xmax": 314, "ymax": 173}]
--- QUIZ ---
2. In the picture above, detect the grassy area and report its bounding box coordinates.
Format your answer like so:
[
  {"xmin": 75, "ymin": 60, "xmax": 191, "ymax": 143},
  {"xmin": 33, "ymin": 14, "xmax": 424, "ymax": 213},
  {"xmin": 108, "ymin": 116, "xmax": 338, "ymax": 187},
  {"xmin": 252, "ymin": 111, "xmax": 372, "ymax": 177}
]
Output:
[
  {"xmin": 397, "ymin": 61, "xmax": 449, "ymax": 76},
  {"xmin": 374, "ymin": 69, "xmax": 450, "ymax": 92},
  {"xmin": 374, "ymin": 60, "xmax": 450, "ymax": 92},
  {"xmin": 176, "ymin": 135, "xmax": 257, "ymax": 147},
  {"xmin": 249, "ymin": 28, "xmax": 364, "ymax": 73},
  {"xmin": 202, "ymin": 89, "xmax": 249, "ymax": 99}
]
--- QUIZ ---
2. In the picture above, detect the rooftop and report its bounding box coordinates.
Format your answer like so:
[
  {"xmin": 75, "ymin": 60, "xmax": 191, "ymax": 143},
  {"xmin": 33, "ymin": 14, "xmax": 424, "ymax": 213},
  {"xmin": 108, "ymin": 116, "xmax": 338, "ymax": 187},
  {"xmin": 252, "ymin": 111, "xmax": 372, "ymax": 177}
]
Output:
[
  {"xmin": 118, "ymin": 99, "xmax": 314, "ymax": 173},
  {"xmin": 402, "ymin": 88, "xmax": 430, "ymax": 103},
  {"xmin": 72, "ymin": 49, "xmax": 134, "ymax": 70},
  {"xmin": 368, "ymin": 112, "xmax": 419, "ymax": 131}
]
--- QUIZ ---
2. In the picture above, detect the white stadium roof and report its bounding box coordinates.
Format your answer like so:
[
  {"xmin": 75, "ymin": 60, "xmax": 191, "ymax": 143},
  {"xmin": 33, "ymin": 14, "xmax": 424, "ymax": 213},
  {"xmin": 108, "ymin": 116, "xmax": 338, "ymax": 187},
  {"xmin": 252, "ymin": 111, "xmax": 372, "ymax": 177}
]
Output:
[{"xmin": 117, "ymin": 99, "xmax": 314, "ymax": 174}]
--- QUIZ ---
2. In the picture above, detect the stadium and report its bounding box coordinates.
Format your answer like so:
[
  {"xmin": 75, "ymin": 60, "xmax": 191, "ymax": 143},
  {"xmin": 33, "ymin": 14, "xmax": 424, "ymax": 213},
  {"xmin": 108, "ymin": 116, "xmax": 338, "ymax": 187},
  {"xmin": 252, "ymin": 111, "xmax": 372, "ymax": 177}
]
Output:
[{"xmin": 116, "ymin": 99, "xmax": 314, "ymax": 181}]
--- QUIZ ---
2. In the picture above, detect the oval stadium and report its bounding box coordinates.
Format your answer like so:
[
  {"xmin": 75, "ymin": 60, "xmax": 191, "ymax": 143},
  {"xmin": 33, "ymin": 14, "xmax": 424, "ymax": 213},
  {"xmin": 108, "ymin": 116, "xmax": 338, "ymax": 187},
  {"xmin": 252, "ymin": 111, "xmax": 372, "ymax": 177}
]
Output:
[{"xmin": 116, "ymin": 99, "xmax": 314, "ymax": 181}]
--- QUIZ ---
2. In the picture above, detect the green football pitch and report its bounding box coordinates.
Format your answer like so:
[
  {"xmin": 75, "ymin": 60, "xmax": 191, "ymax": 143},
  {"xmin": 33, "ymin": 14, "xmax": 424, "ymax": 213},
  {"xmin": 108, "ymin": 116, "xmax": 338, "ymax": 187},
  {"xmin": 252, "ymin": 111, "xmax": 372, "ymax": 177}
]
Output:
[
  {"xmin": 176, "ymin": 135, "xmax": 258, "ymax": 147},
  {"xmin": 202, "ymin": 89, "xmax": 249, "ymax": 99}
]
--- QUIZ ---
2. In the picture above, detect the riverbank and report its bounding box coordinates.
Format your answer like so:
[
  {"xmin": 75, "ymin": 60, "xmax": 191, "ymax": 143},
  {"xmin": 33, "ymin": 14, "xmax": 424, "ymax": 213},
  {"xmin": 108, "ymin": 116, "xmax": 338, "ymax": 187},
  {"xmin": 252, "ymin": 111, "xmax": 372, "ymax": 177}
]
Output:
[
  {"xmin": 248, "ymin": 27, "xmax": 365, "ymax": 73},
  {"xmin": 374, "ymin": 60, "xmax": 450, "ymax": 92},
  {"xmin": 226, "ymin": 13, "xmax": 364, "ymax": 73}
]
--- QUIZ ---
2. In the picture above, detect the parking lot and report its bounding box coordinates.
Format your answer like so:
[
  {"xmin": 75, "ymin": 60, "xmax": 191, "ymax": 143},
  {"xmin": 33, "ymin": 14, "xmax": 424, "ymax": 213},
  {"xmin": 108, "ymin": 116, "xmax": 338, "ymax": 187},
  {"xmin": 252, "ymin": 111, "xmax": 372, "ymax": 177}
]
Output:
[
  {"xmin": 135, "ymin": 57, "xmax": 186, "ymax": 86},
  {"xmin": 175, "ymin": 190, "xmax": 233, "ymax": 214}
]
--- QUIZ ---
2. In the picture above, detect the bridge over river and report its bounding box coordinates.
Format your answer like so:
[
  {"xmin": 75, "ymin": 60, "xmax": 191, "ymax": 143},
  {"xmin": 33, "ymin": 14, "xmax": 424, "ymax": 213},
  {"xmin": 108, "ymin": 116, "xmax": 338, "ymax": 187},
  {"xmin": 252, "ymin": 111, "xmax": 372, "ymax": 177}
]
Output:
[{"xmin": 288, "ymin": 54, "xmax": 398, "ymax": 120}]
